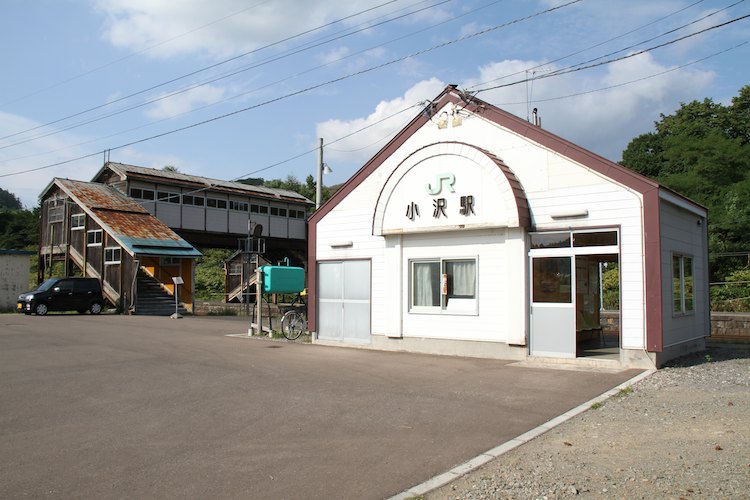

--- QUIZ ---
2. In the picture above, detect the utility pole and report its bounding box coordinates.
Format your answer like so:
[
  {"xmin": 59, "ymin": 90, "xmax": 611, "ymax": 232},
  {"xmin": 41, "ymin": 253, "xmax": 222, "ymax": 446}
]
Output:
[{"xmin": 316, "ymin": 138, "xmax": 323, "ymax": 210}]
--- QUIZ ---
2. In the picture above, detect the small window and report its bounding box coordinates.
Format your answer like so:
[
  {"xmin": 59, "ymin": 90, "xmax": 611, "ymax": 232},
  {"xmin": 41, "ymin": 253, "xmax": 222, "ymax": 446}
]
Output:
[
  {"xmin": 229, "ymin": 262, "xmax": 242, "ymax": 275},
  {"xmin": 278, "ymin": 208, "xmax": 287, "ymax": 217},
  {"xmin": 130, "ymin": 188, "xmax": 143, "ymax": 199},
  {"xmin": 250, "ymin": 204, "xmax": 259, "ymax": 213},
  {"xmin": 217, "ymin": 199, "xmax": 227, "ymax": 209},
  {"xmin": 182, "ymin": 195, "xmax": 194, "ymax": 205},
  {"xmin": 258, "ymin": 205, "xmax": 268, "ymax": 214},
  {"xmin": 573, "ymin": 231, "xmax": 618, "ymax": 247},
  {"xmin": 229, "ymin": 200, "xmax": 248, "ymax": 212},
  {"xmin": 104, "ymin": 247, "xmax": 121, "ymax": 265},
  {"xmin": 142, "ymin": 189, "xmax": 155, "ymax": 201},
  {"xmin": 410, "ymin": 258, "xmax": 477, "ymax": 313},
  {"xmin": 207, "ymin": 198, "xmax": 217, "ymax": 208},
  {"xmin": 193, "ymin": 196, "xmax": 204, "ymax": 207},
  {"xmin": 673, "ymin": 255, "xmax": 694, "ymax": 315},
  {"xmin": 161, "ymin": 256, "xmax": 180, "ymax": 266},
  {"xmin": 270, "ymin": 207, "xmax": 279, "ymax": 216},
  {"xmin": 530, "ymin": 232, "xmax": 571, "ymax": 249},
  {"xmin": 86, "ymin": 230, "xmax": 103, "ymax": 247},
  {"xmin": 71, "ymin": 214, "xmax": 85, "ymax": 230},
  {"xmin": 157, "ymin": 191, "xmax": 179, "ymax": 204}
]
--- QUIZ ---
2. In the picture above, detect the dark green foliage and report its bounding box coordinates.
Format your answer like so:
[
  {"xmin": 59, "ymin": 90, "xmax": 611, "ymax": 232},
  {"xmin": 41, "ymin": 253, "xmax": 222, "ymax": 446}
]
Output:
[
  {"xmin": 710, "ymin": 268, "xmax": 750, "ymax": 312},
  {"xmin": 194, "ymin": 248, "xmax": 232, "ymax": 301},
  {"xmin": 237, "ymin": 174, "xmax": 340, "ymax": 206},
  {"xmin": 0, "ymin": 186, "xmax": 23, "ymax": 209},
  {"xmin": 621, "ymin": 86, "xmax": 750, "ymax": 290},
  {"xmin": 0, "ymin": 207, "xmax": 39, "ymax": 250},
  {"xmin": 601, "ymin": 264, "xmax": 619, "ymax": 311}
]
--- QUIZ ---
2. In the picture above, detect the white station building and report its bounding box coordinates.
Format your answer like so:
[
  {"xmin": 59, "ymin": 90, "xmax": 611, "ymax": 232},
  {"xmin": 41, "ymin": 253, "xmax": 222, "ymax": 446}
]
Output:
[{"xmin": 307, "ymin": 85, "xmax": 709, "ymax": 368}]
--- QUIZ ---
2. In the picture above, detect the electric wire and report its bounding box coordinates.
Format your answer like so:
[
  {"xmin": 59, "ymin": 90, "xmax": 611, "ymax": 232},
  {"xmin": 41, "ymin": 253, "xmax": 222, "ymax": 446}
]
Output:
[
  {"xmin": 0, "ymin": 0, "xmax": 506, "ymax": 165},
  {"xmin": 467, "ymin": 0, "xmax": 740, "ymax": 90},
  {"xmin": 0, "ymin": 0, "xmax": 274, "ymax": 108},
  {"xmin": 473, "ymin": 13, "xmax": 750, "ymax": 94},
  {"xmin": 0, "ymin": 0, "xmax": 582, "ymax": 179},
  {"xmin": 489, "ymin": 42, "xmax": 747, "ymax": 107},
  {"xmin": 0, "ymin": 0, "xmax": 407, "ymax": 143}
]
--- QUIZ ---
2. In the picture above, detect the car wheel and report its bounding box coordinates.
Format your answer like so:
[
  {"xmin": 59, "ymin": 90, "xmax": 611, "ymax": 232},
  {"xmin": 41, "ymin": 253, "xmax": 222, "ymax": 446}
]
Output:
[
  {"xmin": 35, "ymin": 303, "xmax": 48, "ymax": 316},
  {"xmin": 89, "ymin": 302, "xmax": 102, "ymax": 315}
]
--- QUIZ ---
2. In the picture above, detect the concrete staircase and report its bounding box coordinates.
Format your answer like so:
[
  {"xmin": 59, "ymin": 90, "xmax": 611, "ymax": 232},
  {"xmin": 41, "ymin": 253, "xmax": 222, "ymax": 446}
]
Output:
[{"xmin": 136, "ymin": 271, "xmax": 186, "ymax": 316}]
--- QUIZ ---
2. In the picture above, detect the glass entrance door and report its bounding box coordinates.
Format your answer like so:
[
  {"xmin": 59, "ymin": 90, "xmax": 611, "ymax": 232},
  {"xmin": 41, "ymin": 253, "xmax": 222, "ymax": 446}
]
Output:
[{"xmin": 530, "ymin": 256, "xmax": 576, "ymax": 358}]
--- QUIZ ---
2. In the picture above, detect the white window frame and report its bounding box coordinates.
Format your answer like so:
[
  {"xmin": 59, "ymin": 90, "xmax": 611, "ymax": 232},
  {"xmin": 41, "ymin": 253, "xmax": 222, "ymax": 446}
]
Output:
[
  {"xmin": 672, "ymin": 254, "xmax": 695, "ymax": 316},
  {"xmin": 408, "ymin": 257, "xmax": 478, "ymax": 315},
  {"xmin": 104, "ymin": 247, "xmax": 121, "ymax": 265},
  {"xmin": 86, "ymin": 229, "xmax": 103, "ymax": 247},
  {"xmin": 71, "ymin": 213, "xmax": 85, "ymax": 230}
]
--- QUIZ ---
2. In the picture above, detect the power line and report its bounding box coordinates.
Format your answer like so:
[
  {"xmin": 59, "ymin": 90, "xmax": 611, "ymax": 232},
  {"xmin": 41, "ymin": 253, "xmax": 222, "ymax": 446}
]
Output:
[
  {"xmin": 0, "ymin": 0, "xmax": 581, "ymax": 179},
  {"xmin": 0, "ymin": 0, "xmax": 275, "ymax": 108},
  {"xmin": 465, "ymin": 0, "xmax": 712, "ymax": 91},
  {"xmin": 489, "ymin": 42, "xmax": 747, "ymax": 107},
  {"xmin": 474, "ymin": 13, "xmax": 750, "ymax": 94},
  {"xmin": 0, "ymin": 0, "xmax": 505, "ymax": 165},
  {"xmin": 0, "ymin": 0, "xmax": 407, "ymax": 144}
]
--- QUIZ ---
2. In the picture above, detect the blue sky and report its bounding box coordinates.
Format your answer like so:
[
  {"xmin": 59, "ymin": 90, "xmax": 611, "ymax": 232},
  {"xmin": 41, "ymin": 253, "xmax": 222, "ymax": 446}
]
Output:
[{"xmin": 1, "ymin": 0, "xmax": 748, "ymax": 208}]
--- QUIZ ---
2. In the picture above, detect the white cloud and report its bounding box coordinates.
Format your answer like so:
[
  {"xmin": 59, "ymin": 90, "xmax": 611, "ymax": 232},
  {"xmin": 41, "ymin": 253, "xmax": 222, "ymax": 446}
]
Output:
[
  {"xmin": 95, "ymin": 0, "xmax": 408, "ymax": 59},
  {"xmin": 144, "ymin": 84, "xmax": 227, "ymax": 120},
  {"xmin": 316, "ymin": 78, "xmax": 446, "ymax": 166},
  {"xmin": 0, "ymin": 113, "xmax": 101, "ymax": 208}
]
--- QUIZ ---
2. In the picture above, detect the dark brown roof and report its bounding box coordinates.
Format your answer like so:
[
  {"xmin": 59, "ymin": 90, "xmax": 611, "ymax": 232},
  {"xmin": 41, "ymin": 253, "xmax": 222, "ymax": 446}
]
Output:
[{"xmin": 98, "ymin": 162, "xmax": 313, "ymax": 205}]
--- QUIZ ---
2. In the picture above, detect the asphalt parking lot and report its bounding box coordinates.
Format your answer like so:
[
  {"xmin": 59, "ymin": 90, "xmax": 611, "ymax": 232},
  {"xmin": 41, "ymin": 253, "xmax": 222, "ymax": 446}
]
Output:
[{"xmin": 0, "ymin": 314, "xmax": 640, "ymax": 499}]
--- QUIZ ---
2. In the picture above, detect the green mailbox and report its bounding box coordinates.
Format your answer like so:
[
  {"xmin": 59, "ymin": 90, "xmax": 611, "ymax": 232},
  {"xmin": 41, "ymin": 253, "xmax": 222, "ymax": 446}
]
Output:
[{"xmin": 260, "ymin": 265, "xmax": 305, "ymax": 294}]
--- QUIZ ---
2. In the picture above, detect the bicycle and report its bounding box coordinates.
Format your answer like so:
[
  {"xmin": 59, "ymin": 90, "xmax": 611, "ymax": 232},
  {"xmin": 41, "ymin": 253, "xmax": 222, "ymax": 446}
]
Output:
[{"xmin": 280, "ymin": 292, "xmax": 307, "ymax": 340}]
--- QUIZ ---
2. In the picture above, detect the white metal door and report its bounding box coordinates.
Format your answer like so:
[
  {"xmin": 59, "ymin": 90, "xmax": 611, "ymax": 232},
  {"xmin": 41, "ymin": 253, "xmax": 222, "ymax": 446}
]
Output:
[{"xmin": 317, "ymin": 260, "xmax": 371, "ymax": 344}]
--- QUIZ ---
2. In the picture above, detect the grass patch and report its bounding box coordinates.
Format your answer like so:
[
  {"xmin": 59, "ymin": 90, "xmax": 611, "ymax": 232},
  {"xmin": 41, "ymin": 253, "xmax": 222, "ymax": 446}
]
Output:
[
  {"xmin": 590, "ymin": 401, "xmax": 603, "ymax": 410},
  {"xmin": 615, "ymin": 386, "xmax": 633, "ymax": 397}
]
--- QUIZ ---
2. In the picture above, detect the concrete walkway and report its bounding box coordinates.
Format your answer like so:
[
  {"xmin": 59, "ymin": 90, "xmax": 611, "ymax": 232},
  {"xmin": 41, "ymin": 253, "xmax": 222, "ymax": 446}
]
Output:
[{"xmin": 0, "ymin": 315, "xmax": 640, "ymax": 499}]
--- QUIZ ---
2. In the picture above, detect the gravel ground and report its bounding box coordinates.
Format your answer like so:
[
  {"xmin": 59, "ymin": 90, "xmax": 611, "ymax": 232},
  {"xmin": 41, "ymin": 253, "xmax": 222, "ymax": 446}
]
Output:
[{"xmin": 426, "ymin": 344, "xmax": 750, "ymax": 499}]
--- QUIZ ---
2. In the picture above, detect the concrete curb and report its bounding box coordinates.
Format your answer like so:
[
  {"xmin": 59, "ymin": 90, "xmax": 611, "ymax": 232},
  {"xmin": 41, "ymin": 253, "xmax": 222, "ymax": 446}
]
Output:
[{"xmin": 389, "ymin": 368, "xmax": 657, "ymax": 500}]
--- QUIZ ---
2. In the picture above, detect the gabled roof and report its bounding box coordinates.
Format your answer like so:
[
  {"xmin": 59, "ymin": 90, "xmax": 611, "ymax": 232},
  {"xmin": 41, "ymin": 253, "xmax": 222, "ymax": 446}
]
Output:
[
  {"xmin": 52, "ymin": 179, "xmax": 201, "ymax": 258},
  {"xmin": 94, "ymin": 162, "xmax": 313, "ymax": 205}
]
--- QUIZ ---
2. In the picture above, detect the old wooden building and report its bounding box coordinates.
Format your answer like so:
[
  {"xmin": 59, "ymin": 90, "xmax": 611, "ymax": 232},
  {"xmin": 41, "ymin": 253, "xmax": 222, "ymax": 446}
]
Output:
[{"xmin": 39, "ymin": 179, "xmax": 201, "ymax": 314}]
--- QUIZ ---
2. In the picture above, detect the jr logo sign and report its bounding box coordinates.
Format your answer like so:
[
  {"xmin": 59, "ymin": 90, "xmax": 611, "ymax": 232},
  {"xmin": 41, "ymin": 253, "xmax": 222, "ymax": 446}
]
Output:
[{"xmin": 426, "ymin": 173, "xmax": 455, "ymax": 195}]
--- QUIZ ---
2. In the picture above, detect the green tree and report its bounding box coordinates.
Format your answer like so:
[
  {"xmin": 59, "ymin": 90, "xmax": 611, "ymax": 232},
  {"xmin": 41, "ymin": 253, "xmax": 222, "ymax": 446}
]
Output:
[
  {"xmin": 621, "ymin": 85, "xmax": 750, "ymax": 285},
  {"xmin": 236, "ymin": 174, "xmax": 340, "ymax": 207},
  {"xmin": 0, "ymin": 186, "xmax": 23, "ymax": 209},
  {"xmin": 194, "ymin": 248, "xmax": 232, "ymax": 300},
  {"xmin": 0, "ymin": 207, "xmax": 39, "ymax": 249}
]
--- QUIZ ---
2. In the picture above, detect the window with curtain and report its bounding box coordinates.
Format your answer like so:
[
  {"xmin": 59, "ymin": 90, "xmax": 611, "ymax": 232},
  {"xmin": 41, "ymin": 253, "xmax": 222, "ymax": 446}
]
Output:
[{"xmin": 410, "ymin": 258, "xmax": 477, "ymax": 313}]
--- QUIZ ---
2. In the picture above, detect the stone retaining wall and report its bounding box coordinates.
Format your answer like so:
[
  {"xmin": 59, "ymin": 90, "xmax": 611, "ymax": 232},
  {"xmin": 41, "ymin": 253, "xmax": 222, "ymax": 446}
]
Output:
[{"xmin": 710, "ymin": 312, "xmax": 750, "ymax": 341}]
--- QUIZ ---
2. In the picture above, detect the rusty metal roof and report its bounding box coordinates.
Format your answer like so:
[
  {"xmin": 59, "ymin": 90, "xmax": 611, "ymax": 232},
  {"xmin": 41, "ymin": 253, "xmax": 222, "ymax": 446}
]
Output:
[
  {"xmin": 54, "ymin": 179, "xmax": 201, "ymax": 258},
  {"xmin": 100, "ymin": 162, "xmax": 314, "ymax": 205},
  {"xmin": 57, "ymin": 179, "xmax": 148, "ymax": 213}
]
